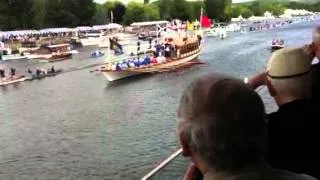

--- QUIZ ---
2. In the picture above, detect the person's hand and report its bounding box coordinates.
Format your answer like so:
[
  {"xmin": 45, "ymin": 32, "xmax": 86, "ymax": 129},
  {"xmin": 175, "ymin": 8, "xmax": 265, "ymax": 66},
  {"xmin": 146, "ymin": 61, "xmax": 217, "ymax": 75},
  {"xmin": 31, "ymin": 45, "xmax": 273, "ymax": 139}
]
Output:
[
  {"xmin": 183, "ymin": 163, "xmax": 203, "ymax": 180},
  {"xmin": 246, "ymin": 72, "xmax": 267, "ymax": 90},
  {"xmin": 303, "ymin": 43, "xmax": 316, "ymax": 58}
]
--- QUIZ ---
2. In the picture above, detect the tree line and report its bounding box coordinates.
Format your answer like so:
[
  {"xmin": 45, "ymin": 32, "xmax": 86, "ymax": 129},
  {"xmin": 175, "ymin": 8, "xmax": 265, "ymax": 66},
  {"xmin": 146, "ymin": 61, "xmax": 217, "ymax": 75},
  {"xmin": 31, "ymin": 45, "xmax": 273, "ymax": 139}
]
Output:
[{"xmin": 1, "ymin": 0, "xmax": 320, "ymax": 31}]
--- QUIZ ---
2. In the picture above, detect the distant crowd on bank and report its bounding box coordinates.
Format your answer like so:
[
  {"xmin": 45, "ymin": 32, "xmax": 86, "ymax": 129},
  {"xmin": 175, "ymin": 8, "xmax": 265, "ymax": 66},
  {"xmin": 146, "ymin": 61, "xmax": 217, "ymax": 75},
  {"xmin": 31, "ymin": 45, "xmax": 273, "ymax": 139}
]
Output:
[{"xmin": 177, "ymin": 26, "xmax": 320, "ymax": 180}]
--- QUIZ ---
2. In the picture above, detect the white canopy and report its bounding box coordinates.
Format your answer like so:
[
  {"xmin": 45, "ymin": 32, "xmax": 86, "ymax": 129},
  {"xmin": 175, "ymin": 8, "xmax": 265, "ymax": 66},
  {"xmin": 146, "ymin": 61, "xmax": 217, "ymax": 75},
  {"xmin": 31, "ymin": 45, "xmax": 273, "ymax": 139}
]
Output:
[
  {"xmin": 92, "ymin": 23, "xmax": 123, "ymax": 30},
  {"xmin": 40, "ymin": 28, "xmax": 74, "ymax": 33},
  {"xmin": 248, "ymin": 16, "xmax": 275, "ymax": 21},
  {"xmin": 1, "ymin": 30, "xmax": 40, "ymax": 36},
  {"xmin": 75, "ymin": 26, "xmax": 93, "ymax": 31},
  {"xmin": 131, "ymin": 21, "xmax": 169, "ymax": 27}
]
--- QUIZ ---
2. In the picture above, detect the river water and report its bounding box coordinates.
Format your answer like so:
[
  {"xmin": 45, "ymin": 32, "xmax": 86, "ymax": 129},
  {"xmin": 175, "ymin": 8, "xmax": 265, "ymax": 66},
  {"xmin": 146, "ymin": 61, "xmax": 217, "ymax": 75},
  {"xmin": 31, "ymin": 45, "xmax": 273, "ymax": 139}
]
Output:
[{"xmin": 0, "ymin": 22, "xmax": 316, "ymax": 180}]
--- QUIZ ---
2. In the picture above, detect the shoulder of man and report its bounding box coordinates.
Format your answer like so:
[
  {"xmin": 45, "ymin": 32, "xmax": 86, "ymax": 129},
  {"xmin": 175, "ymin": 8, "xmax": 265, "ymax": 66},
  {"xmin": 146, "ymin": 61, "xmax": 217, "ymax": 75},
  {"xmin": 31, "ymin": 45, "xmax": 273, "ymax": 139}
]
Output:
[
  {"xmin": 266, "ymin": 111, "xmax": 278, "ymax": 124},
  {"xmin": 268, "ymin": 169, "xmax": 318, "ymax": 180},
  {"xmin": 298, "ymin": 174, "xmax": 318, "ymax": 180}
]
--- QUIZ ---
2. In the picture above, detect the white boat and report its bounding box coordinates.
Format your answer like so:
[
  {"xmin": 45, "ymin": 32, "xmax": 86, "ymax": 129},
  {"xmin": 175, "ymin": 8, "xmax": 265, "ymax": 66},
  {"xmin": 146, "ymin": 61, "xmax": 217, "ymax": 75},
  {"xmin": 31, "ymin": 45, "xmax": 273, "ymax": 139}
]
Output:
[
  {"xmin": 226, "ymin": 23, "xmax": 241, "ymax": 32},
  {"xmin": 70, "ymin": 50, "xmax": 79, "ymax": 54},
  {"xmin": 1, "ymin": 54, "xmax": 27, "ymax": 61},
  {"xmin": 0, "ymin": 76, "xmax": 27, "ymax": 86},
  {"xmin": 79, "ymin": 31, "xmax": 110, "ymax": 47},
  {"xmin": 206, "ymin": 28, "xmax": 219, "ymax": 37}
]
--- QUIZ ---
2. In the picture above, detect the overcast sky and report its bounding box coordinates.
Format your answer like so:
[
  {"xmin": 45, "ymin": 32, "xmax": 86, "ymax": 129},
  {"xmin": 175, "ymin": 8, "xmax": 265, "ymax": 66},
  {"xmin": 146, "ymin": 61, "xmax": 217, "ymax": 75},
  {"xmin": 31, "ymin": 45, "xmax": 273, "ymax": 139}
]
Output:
[{"xmin": 94, "ymin": 0, "xmax": 252, "ymax": 4}]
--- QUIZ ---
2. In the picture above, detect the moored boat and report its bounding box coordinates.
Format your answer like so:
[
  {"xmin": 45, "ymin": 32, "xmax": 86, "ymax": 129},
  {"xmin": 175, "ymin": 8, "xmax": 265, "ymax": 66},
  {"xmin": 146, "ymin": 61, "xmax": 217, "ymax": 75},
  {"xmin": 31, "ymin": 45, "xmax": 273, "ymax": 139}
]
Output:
[{"xmin": 27, "ymin": 43, "xmax": 73, "ymax": 62}]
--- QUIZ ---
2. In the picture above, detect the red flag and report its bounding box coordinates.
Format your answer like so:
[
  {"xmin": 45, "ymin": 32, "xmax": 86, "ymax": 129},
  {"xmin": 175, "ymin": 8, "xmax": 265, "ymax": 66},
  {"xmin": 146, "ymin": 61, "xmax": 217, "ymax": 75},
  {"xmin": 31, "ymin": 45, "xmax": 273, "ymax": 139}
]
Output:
[{"xmin": 201, "ymin": 16, "xmax": 211, "ymax": 28}]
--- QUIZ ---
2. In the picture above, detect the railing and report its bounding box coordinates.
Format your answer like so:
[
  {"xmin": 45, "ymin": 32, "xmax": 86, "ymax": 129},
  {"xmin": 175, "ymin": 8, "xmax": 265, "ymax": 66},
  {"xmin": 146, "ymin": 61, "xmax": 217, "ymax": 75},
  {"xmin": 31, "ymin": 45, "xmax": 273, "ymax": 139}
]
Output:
[{"xmin": 141, "ymin": 148, "xmax": 183, "ymax": 180}]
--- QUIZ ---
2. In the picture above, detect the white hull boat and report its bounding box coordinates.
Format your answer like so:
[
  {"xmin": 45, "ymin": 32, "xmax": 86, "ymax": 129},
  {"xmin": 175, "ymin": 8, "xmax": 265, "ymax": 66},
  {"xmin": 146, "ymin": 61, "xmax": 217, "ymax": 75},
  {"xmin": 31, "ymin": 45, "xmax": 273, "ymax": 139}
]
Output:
[
  {"xmin": 103, "ymin": 51, "xmax": 200, "ymax": 82},
  {"xmin": 0, "ymin": 76, "xmax": 27, "ymax": 86},
  {"xmin": 80, "ymin": 37, "xmax": 110, "ymax": 47},
  {"xmin": 2, "ymin": 55, "xmax": 27, "ymax": 61},
  {"xmin": 206, "ymin": 29, "xmax": 218, "ymax": 37}
]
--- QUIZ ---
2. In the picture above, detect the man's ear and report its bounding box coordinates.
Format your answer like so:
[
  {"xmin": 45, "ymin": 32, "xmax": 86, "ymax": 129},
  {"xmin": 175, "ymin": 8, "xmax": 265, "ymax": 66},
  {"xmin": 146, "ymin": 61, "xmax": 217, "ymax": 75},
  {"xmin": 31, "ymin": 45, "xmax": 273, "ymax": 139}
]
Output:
[
  {"xmin": 179, "ymin": 130, "xmax": 192, "ymax": 157},
  {"xmin": 266, "ymin": 78, "xmax": 276, "ymax": 97}
]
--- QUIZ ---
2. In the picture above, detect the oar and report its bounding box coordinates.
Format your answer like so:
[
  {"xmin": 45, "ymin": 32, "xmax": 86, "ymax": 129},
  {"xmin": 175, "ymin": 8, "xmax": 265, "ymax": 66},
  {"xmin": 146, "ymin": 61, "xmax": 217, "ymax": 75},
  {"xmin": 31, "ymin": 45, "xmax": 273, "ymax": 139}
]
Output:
[{"xmin": 89, "ymin": 69, "xmax": 100, "ymax": 73}]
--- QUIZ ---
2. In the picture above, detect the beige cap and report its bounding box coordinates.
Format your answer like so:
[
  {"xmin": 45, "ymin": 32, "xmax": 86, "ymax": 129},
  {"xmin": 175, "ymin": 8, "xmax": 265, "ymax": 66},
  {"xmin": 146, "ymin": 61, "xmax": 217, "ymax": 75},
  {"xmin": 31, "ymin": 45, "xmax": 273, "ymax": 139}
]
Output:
[{"xmin": 267, "ymin": 47, "xmax": 312, "ymax": 78}]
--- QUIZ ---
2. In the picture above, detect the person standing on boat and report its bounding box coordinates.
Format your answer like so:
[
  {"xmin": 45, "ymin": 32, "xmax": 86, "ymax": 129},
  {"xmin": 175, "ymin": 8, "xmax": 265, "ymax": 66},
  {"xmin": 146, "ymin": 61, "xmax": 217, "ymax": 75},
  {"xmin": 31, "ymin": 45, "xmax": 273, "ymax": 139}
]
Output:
[
  {"xmin": 51, "ymin": 66, "xmax": 55, "ymax": 73},
  {"xmin": 137, "ymin": 41, "xmax": 141, "ymax": 52},
  {"xmin": 0, "ymin": 69, "xmax": 5, "ymax": 79},
  {"xmin": 178, "ymin": 74, "xmax": 316, "ymax": 180},
  {"xmin": 10, "ymin": 68, "xmax": 16, "ymax": 77},
  {"xmin": 247, "ymin": 48, "xmax": 319, "ymax": 179},
  {"xmin": 0, "ymin": 41, "xmax": 4, "ymax": 61},
  {"xmin": 36, "ymin": 69, "xmax": 42, "ymax": 76},
  {"xmin": 148, "ymin": 39, "xmax": 152, "ymax": 49}
]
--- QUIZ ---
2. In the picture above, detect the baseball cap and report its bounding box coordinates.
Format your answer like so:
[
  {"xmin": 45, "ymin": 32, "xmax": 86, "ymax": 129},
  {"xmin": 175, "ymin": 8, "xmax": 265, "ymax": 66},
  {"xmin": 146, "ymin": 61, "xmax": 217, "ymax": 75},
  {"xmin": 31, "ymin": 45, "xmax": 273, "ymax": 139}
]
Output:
[{"xmin": 267, "ymin": 47, "xmax": 313, "ymax": 79}]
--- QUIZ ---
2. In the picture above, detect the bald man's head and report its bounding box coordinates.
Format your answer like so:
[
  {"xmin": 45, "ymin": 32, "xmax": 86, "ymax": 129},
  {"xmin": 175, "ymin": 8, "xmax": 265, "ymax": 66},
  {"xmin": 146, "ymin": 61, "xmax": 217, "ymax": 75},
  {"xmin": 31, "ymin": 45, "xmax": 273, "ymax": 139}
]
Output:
[{"xmin": 177, "ymin": 74, "xmax": 267, "ymax": 171}]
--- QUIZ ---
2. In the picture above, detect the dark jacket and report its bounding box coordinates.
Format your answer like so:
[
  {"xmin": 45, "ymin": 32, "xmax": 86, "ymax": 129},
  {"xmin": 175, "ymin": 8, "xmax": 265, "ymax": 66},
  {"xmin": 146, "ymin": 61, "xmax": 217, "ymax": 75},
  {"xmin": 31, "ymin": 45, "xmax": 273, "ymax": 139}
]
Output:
[
  {"xmin": 204, "ymin": 166, "xmax": 317, "ymax": 180},
  {"xmin": 267, "ymin": 99, "xmax": 319, "ymax": 179}
]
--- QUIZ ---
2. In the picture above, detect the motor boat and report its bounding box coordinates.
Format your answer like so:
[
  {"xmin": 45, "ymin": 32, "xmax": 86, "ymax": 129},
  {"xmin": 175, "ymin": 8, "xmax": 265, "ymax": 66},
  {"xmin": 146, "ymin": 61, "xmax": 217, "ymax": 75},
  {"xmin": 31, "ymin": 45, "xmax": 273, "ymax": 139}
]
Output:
[
  {"xmin": 91, "ymin": 50, "xmax": 104, "ymax": 58},
  {"xmin": 271, "ymin": 38, "xmax": 284, "ymax": 51}
]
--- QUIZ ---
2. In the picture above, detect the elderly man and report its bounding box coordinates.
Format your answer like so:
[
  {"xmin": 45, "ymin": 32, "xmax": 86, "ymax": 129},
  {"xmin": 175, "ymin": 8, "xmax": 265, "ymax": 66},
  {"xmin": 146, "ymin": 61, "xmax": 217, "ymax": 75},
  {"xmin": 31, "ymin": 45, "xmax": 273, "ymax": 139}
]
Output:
[
  {"xmin": 248, "ymin": 48, "xmax": 319, "ymax": 178},
  {"xmin": 304, "ymin": 26, "xmax": 320, "ymax": 101},
  {"xmin": 178, "ymin": 74, "xmax": 315, "ymax": 180}
]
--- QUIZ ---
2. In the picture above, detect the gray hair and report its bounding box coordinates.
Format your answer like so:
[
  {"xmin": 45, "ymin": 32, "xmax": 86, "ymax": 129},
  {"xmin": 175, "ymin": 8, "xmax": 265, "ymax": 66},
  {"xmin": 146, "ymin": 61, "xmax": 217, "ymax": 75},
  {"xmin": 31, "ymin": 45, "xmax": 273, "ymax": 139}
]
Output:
[
  {"xmin": 178, "ymin": 74, "xmax": 267, "ymax": 171},
  {"xmin": 268, "ymin": 72, "xmax": 312, "ymax": 99}
]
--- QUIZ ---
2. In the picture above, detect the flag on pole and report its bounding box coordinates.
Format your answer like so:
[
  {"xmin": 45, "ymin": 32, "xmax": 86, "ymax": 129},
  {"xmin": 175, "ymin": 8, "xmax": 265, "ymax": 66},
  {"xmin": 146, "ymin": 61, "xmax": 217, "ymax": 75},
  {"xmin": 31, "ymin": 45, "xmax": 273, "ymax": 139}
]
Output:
[
  {"xmin": 187, "ymin": 21, "xmax": 194, "ymax": 31},
  {"xmin": 201, "ymin": 15, "xmax": 211, "ymax": 28}
]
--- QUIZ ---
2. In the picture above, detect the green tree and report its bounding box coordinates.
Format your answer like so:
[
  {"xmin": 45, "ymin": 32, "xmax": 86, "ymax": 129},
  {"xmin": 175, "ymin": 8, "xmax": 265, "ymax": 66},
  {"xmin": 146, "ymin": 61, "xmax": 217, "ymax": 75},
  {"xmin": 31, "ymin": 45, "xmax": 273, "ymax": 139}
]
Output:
[
  {"xmin": 75, "ymin": 0, "xmax": 96, "ymax": 25},
  {"xmin": 44, "ymin": 0, "xmax": 96, "ymax": 27},
  {"xmin": 0, "ymin": 0, "xmax": 34, "ymax": 30},
  {"xmin": 170, "ymin": 0, "xmax": 193, "ymax": 21},
  {"xmin": 144, "ymin": 4, "xmax": 160, "ymax": 21},
  {"xmin": 123, "ymin": 2, "xmax": 145, "ymax": 25},
  {"xmin": 242, "ymin": 8, "xmax": 253, "ymax": 19},
  {"xmin": 271, "ymin": 3, "xmax": 285, "ymax": 16},
  {"xmin": 103, "ymin": 1, "xmax": 126, "ymax": 24},
  {"xmin": 190, "ymin": 1, "xmax": 204, "ymax": 20},
  {"xmin": 204, "ymin": 0, "xmax": 231, "ymax": 22},
  {"xmin": 158, "ymin": 0, "xmax": 173, "ymax": 20},
  {"xmin": 250, "ymin": 1, "xmax": 264, "ymax": 16},
  {"xmin": 92, "ymin": 4, "xmax": 109, "ymax": 25},
  {"xmin": 32, "ymin": 0, "xmax": 47, "ymax": 29}
]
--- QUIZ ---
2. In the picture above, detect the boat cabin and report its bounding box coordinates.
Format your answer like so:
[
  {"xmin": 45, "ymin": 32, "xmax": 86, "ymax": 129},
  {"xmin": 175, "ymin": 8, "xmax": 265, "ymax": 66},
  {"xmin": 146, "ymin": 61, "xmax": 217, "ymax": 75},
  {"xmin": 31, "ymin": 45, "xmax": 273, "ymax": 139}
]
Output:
[
  {"xmin": 46, "ymin": 43, "xmax": 71, "ymax": 54},
  {"xmin": 173, "ymin": 37, "xmax": 200, "ymax": 58},
  {"xmin": 79, "ymin": 30, "xmax": 108, "ymax": 39}
]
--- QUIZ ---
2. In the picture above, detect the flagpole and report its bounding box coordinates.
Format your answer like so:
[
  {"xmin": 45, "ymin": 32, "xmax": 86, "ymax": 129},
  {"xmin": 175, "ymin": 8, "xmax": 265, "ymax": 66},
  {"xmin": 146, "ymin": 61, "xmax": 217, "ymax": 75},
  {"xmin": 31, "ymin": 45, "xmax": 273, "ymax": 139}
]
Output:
[
  {"xmin": 200, "ymin": 7, "xmax": 203, "ymax": 31},
  {"xmin": 111, "ymin": 11, "xmax": 114, "ymax": 23}
]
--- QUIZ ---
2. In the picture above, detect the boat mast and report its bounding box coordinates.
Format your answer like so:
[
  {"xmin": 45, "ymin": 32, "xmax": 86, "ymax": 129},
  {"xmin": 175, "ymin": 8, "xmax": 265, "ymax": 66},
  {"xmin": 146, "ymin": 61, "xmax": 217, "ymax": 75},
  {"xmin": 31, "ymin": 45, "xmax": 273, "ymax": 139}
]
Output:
[{"xmin": 200, "ymin": 7, "xmax": 203, "ymax": 32}]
